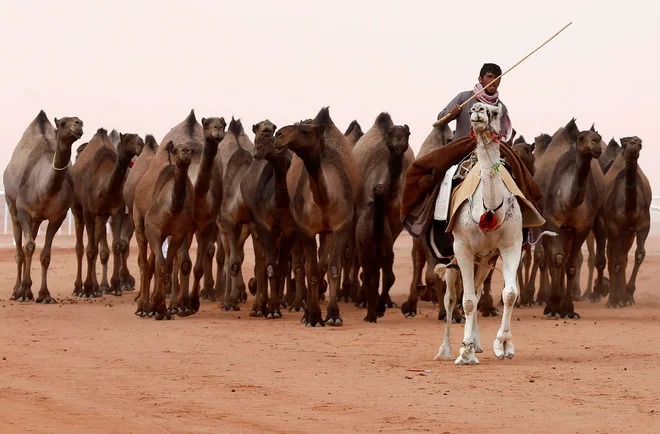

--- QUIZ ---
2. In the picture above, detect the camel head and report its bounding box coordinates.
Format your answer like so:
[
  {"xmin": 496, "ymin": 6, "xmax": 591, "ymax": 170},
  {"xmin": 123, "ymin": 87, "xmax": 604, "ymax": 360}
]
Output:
[
  {"xmin": 386, "ymin": 124, "xmax": 411, "ymax": 155},
  {"xmin": 512, "ymin": 136, "xmax": 535, "ymax": 173},
  {"xmin": 118, "ymin": 133, "xmax": 145, "ymax": 160},
  {"xmin": 620, "ymin": 136, "xmax": 642, "ymax": 161},
  {"xmin": 469, "ymin": 102, "xmax": 502, "ymax": 135},
  {"xmin": 166, "ymin": 141, "xmax": 193, "ymax": 167},
  {"xmin": 54, "ymin": 117, "xmax": 84, "ymax": 144},
  {"xmin": 274, "ymin": 123, "xmax": 325, "ymax": 156},
  {"xmin": 576, "ymin": 130, "xmax": 603, "ymax": 160},
  {"xmin": 202, "ymin": 117, "xmax": 227, "ymax": 144},
  {"xmin": 253, "ymin": 120, "xmax": 279, "ymax": 159}
]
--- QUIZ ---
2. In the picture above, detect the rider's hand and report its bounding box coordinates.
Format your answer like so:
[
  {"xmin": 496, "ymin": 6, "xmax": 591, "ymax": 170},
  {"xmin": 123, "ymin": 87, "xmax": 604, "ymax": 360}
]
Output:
[{"xmin": 449, "ymin": 105, "xmax": 462, "ymax": 118}]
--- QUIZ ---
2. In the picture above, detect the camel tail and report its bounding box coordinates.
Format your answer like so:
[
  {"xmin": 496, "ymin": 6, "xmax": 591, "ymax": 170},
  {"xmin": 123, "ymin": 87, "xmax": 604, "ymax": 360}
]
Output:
[{"xmin": 528, "ymin": 230, "xmax": 558, "ymax": 246}]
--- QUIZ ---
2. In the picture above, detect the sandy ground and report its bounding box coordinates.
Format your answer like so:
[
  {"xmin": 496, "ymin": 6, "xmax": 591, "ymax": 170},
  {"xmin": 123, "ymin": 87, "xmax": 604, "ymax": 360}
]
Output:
[{"xmin": 0, "ymin": 223, "xmax": 659, "ymax": 433}]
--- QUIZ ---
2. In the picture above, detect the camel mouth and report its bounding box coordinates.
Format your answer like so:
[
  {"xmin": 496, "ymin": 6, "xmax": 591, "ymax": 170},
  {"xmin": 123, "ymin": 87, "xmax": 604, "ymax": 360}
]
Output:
[{"xmin": 274, "ymin": 145, "xmax": 288, "ymax": 154}]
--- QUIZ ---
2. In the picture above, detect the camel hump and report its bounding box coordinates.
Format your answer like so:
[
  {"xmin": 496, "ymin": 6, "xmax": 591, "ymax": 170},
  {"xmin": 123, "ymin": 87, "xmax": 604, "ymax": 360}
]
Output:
[
  {"xmin": 35, "ymin": 110, "xmax": 50, "ymax": 136},
  {"xmin": 186, "ymin": 109, "xmax": 197, "ymax": 134},
  {"xmin": 145, "ymin": 134, "xmax": 158, "ymax": 151},
  {"xmin": 313, "ymin": 107, "xmax": 333, "ymax": 126},
  {"xmin": 228, "ymin": 117, "xmax": 243, "ymax": 137},
  {"xmin": 514, "ymin": 135, "xmax": 526, "ymax": 144},
  {"xmin": 344, "ymin": 120, "xmax": 362, "ymax": 136},
  {"xmin": 375, "ymin": 112, "xmax": 393, "ymax": 135}
]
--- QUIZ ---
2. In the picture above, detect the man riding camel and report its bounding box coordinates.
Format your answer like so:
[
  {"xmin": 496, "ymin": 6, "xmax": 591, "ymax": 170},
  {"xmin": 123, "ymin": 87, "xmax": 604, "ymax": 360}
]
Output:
[{"xmin": 400, "ymin": 62, "xmax": 543, "ymax": 258}]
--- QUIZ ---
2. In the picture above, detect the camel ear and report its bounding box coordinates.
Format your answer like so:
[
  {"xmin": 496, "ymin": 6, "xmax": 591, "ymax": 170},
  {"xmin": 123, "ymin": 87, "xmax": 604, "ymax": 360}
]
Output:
[
  {"xmin": 272, "ymin": 123, "xmax": 277, "ymax": 131},
  {"xmin": 590, "ymin": 123, "xmax": 596, "ymax": 132},
  {"xmin": 219, "ymin": 117, "xmax": 226, "ymax": 128},
  {"xmin": 404, "ymin": 124, "xmax": 410, "ymax": 134},
  {"xmin": 166, "ymin": 141, "xmax": 174, "ymax": 154},
  {"xmin": 530, "ymin": 143, "xmax": 536, "ymax": 152},
  {"xmin": 620, "ymin": 137, "xmax": 628, "ymax": 149},
  {"xmin": 202, "ymin": 118, "xmax": 208, "ymax": 127},
  {"xmin": 252, "ymin": 124, "xmax": 258, "ymax": 134},
  {"xmin": 569, "ymin": 127, "xmax": 578, "ymax": 144},
  {"xmin": 119, "ymin": 133, "xmax": 125, "ymax": 141},
  {"xmin": 54, "ymin": 118, "xmax": 60, "ymax": 127}
]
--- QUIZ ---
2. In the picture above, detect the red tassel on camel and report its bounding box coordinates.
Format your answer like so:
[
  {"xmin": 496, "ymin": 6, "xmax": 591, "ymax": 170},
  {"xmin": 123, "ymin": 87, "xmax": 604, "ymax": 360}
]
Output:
[{"xmin": 478, "ymin": 211, "xmax": 498, "ymax": 232}]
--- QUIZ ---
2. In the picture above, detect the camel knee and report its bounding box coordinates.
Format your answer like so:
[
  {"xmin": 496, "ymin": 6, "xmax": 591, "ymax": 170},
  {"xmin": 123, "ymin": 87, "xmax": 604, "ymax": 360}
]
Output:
[
  {"xmin": 294, "ymin": 266, "xmax": 303, "ymax": 278},
  {"xmin": 193, "ymin": 262, "xmax": 204, "ymax": 280},
  {"xmin": 113, "ymin": 241, "xmax": 123, "ymax": 254},
  {"xmin": 40, "ymin": 253, "xmax": 51, "ymax": 268},
  {"xmin": 99, "ymin": 249, "xmax": 109, "ymax": 262},
  {"xmin": 230, "ymin": 262, "xmax": 240, "ymax": 277},
  {"xmin": 329, "ymin": 265, "xmax": 339, "ymax": 279},
  {"xmin": 554, "ymin": 253, "xmax": 564, "ymax": 267},
  {"xmin": 567, "ymin": 267, "xmax": 576, "ymax": 277},
  {"xmin": 180, "ymin": 258, "xmax": 192, "ymax": 275},
  {"xmin": 23, "ymin": 241, "xmax": 35, "ymax": 255},
  {"xmin": 206, "ymin": 244, "xmax": 216, "ymax": 259},
  {"xmin": 502, "ymin": 286, "xmax": 517, "ymax": 307},
  {"xmin": 635, "ymin": 250, "xmax": 645, "ymax": 264},
  {"xmin": 463, "ymin": 297, "xmax": 477, "ymax": 315}
]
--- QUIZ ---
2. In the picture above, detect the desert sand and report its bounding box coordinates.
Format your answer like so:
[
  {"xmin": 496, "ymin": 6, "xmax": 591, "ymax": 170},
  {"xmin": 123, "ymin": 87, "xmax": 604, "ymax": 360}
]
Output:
[{"xmin": 0, "ymin": 222, "xmax": 658, "ymax": 433}]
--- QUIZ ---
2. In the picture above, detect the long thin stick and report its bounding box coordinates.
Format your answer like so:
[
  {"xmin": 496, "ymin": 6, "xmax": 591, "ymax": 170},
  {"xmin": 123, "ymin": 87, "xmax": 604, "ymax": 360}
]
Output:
[{"xmin": 433, "ymin": 22, "xmax": 573, "ymax": 127}]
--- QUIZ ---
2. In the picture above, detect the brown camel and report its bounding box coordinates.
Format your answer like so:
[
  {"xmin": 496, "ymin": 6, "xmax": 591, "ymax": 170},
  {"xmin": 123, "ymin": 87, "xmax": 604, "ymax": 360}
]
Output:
[
  {"xmin": 240, "ymin": 120, "xmax": 305, "ymax": 318},
  {"xmin": 4, "ymin": 111, "xmax": 83, "ymax": 303},
  {"xmin": 184, "ymin": 116, "xmax": 226, "ymax": 314},
  {"xmin": 217, "ymin": 118, "xmax": 256, "ymax": 311},
  {"xmin": 353, "ymin": 113, "xmax": 413, "ymax": 322},
  {"xmin": 71, "ymin": 129, "xmax": 144, "ymax": 298},
  {"xmin": 600, "ymin": 136, "xmax": 651, "ymax": 307},
  {"xmin": 400, "ymin": 123, "xmax": 459, "ymax": 321},
  {"xmin": 344, "ymin": 120, "xmax": 364, "ymax": 147},
  {"xmin": 273, "ymin": 107, "xmax": 360, "ymax": 326},
  {"xmin": 537, "ymin": 120, "xmax": 605, "ymax": 318}
]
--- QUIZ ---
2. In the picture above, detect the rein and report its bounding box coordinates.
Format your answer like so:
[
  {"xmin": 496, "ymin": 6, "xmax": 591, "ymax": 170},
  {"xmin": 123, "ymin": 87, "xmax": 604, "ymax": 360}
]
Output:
[{"xmin": 52, "ymin": 154, "xmax": 69, "ymax": 171}]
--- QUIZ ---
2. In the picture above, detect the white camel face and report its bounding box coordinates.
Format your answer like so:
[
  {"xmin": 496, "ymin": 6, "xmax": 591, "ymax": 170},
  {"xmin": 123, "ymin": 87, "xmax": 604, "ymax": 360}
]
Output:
[{"xmin": 470, "ymin": 102, "xmax": 502, "ymax": 134}]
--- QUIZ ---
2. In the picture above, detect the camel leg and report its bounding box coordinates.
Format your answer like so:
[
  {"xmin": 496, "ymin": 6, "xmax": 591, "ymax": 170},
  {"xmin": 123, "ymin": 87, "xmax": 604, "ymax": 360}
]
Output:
[
  {"xmin": 250, "ymin": 228, "xmax": 268, "ymax": 317},
  {"xmin": 626, "ymin": 224, "xmax": 649, "ymax": 305},
  {"xmin": 269, "ymin": 228, "xmax": 297, "ymax": 319},
  {"xmin": 606, "ymin": 230, "xmax": 635, "ymax": 309},
  {"xmin": 401, "ymin": 238, "xmax": 425, "ymax": 318},
  {"xmin": 535, "ymin": 244, "xmax": 549, "ymax": 306},
  {"xmin": 133, "ymin": 213, "xmax": 154, "ymax": 316},
  {"xmin": 238, "ymin": 225, "xmax": 251, "ymax": 304},
  {"xmin": 81, "ymin": 211, "xmax": 99, "ymax": 298},
  {"xmin": 119, "ymin": 212, "xmax": 135, "ymax": 291},
  {"xmin": 339, "ymin": 213, "xmax": 357, "ymax": 303},
  {"xmin": 435, "ymin": 266, "xmax": 459, "ymax": 360},
  {"xmin": 211, "ymin": 228, "xmax": 225, "ymax": 302},
  {"xmin": 571, "ymin": 249, "xmax": 584, "ymax": 301},
  {"xmin": 71, "ymin": 204, "xmax": 85, "ymax": 297},
  {"xmin": 591, "ymin": 214, "xmax": 608, "ymax": 301},
  {"xmin": 300, "ymin": 233, "xmax": 323, "ymax": 327},
  {"xmin": 220, "ymin": 217, "xmax": 244, "ymax": 311},
  {"xmin": 453, "ymin": 242, "xmax": 480, "ymax": 365},
  {"xmin": 580, "ymin": 232, "xmax": 596, "ymax": 300},
  {"xmin": 325, "ymin": 223, "xmax": 353, "ymax": 326},
  {"xmin": 543, "ymin": 224, "xmax": 567, "ymax": 318},
  {"xmin": 318, "ymin": 233, "xmax": 331, "ymax": 301},
  {"xmin": 378, "ymin": 249, "xmax": 396, "ymax": 317},
  {"xmin": 14, "ymin": 209, "xmax": 39, "ymax": 302},
  {"xmin": 105, "ymin": 211, "xmax": 124, "ymax": 296},
  {"xmin": 35, "ymin": 215, "xmax": 66, "ymax": 304},
  {"xmin": 148, "ymin": 231, "xmax": 185, "ymax": 321},
  {"xmin": 97, "ymin": 220, "xmax": 111, "ymax": 296},
  {"xmin": 289, "ymin": 240, "xmax": 307, "ymax": 312},
  {"xmin": 493, "ymin": 244, "xmax": 522, "ymax": 360},
  {"xmin": 191, "ymin": 223, "xmax": 213, "ymax": 313},
  {"xmin": 201, "ymin": 225, "xmax": 217, "ymax": 302},
  {"xmin": 8, "ymin": 203, "xmax": 25, "ymax": 300},
  {"xmin": 560, "ymin": 230, "xmax": 590, "ymax": 319},
  {"xmin": 360, "ymin": 247, "xmax": 380, "ymax": 323},
  {"xmin": 174, "ymin": 231, "xmax": 194, "ymax": 316},
  {"xmin": 478, "ymin": 256, "xmax": 500, "ymax": 317}
]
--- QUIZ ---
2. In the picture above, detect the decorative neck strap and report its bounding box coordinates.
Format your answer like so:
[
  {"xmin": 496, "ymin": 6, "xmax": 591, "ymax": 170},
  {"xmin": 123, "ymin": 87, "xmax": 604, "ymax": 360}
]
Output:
[{"xmin": 52, "ymin": 153, "xmax": 69, "ymax": 171}]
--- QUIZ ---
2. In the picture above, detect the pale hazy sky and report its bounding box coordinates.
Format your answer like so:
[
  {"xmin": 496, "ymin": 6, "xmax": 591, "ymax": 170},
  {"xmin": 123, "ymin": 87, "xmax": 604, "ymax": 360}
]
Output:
[{"xmin": 1, "ymin": 0, "xmax": 657, "ymax": 193}]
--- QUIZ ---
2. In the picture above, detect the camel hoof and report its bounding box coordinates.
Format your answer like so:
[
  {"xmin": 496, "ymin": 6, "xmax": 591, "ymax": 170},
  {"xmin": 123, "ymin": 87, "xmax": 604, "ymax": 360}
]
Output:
[
  {"xmin": 167, "ymin": 307, "xmax": 178, "ymax": 315},
  {"xmin": 177, "ymin": 308, "xmax": 193, "ymax": 317},
  {"xmin": 120, "ymin": 283, "xmax": 135, "ymax": 292},
  {"xmin": 563, "ymin": 312, "xmax": 581, "ymax": 319},
  {"xmin": 222, "ymin": 305, "xmax": 240, "ymax": 312},
  {"xmin": 545, "ymin": 312, "xmax": 561, "ymax": 319},
  {"xmin": 303, "ymin": 309, "xmax": 324, "ymax": 327},
  {"xmin": 481, "ymin": 309, "xmax": 500, "ymax": 318},
  {"xmin": 434, "ymin": 344, "xmax": 453, "ymax": 361},
  {"xmin": 104, "ymin": 288, "xmax": 122, "ymax": 297},
  {"xmin": 493, "ymin": 338, "xmax": 515, "ymax": 360},
  {"xmin": 354, "ymin": 301, "xmax": 367, "ymax": 308},
  {"xmin": 36, "ymin": 296, "xmax": 57, "ymax": 304},
  {"xmin": 401, "ymin": 301, "xmax": 417, "ymax": 318},
  {"xmin": 325, "ymin": 317, "xmax": 343, "ymax": 326},
  {"xmin": 154, "ymin": 312, "xmax": 174, "ymax": 320},
  {"xmin": 249, "ymin": 309, "xmax": 263, "ymax": 317},
  {"xmin": 135, "ymin": 309, "xmax": 148, "ymax": 317},
  {"xmin": 455, "ymin": 352, "xmax": 480, "ymax": 365},
  {"xmin": 266, "ymin": 311, "xmax": 282, "ymax": 319},
  {"xmin": 363, "ymin": 315, "xmax": 377, "ymax": 323},
  {"xmin": 289, "ymin": 305, "xmax": 304, "ymax": 313}
]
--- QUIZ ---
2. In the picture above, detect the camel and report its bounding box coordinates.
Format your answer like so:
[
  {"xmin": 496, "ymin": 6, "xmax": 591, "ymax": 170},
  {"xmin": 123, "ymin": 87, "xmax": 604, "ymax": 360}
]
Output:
[
  {"xmin": 353, "ymin": 113, "xmax": 413, "ymax": 322},
  {"xmin": 273, "ymin": 107, "xmax": 360, "ymax": 326},
  {"xmin": 600, "ymin": 136, "xmax": 651, "ymax": 307},
  {"xmin": 217, "ymin": 118, "xmax": 255, "ymax": 311},
  {"xmin": 240, "ymin": 120, "xmax": 305, "ymax": 318},
  {"xmin": 434, "ymin": 102, "xmax": 526, "ymax": 365},
  {"xmin": 4, "ymin": 111, "xmax": 83, "ymax": 303},
  {"xmin": 71, "ymin": 129, "xmax": 144, "ymax": 298},
  {"xmin": 344, "ymin": 120, "xmax": 364, "ymax": 147},
  {"xmin": 535, "ymin": 120, "xmax": 604, "ymax": 318},
  {"xmin": 400, "ymin": 123, "xmax": 458, "ymax": 320},
  {"xmin": 185, "ymin": 116, "xmax": 226, "ymax": 314}
]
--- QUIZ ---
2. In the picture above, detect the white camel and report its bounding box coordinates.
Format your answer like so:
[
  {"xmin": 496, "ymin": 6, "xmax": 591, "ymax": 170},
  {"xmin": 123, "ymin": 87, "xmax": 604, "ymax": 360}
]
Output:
[{"xmin": 434, "ymin": 102, "xmax": 523, "ymax": 365}]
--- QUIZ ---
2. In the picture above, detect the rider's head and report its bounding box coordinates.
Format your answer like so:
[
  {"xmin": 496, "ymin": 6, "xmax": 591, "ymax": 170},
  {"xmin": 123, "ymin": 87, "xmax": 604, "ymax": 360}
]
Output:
[{"xmin": 479, "ymin": 63, "xmax": 502, "ymax": 95}]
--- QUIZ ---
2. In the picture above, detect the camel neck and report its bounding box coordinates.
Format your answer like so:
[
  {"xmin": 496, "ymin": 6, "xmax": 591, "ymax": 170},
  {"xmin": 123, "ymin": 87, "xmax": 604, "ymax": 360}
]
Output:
[
  {"xmin": 47, "ymin": 134, "xmax": 74, "ymax": 193},
  {"xmin": 267, "ymin": 156, "xmax": 290, "ymax": 207},
  {"xmin": 171, "ymin": 164, "xmax": 190, "ymax": 214},
  {"xmin": 475, "ymin": 134, "xmax": 504, "ymax": 211},
  {"xmin": 195, "ymin": 140, "xmax": 219, "ymax": 198},
  {"xmin": 103, "ymin": 151, "xmax": 133, "ymax": 199},
  {"xmin": 624, "ymin": 156, "xmax": 638, "ymax": 213},
  {"xmin": 568, "ymin": 153, "xmax": 593, "ymax": 208},
  {"xmin": 386, "ymin": 151, "xmax": 405, "ymax": 198},
  {"xmin": 300, "ymin": 153, "xmax": 329, "ymax": 208}
]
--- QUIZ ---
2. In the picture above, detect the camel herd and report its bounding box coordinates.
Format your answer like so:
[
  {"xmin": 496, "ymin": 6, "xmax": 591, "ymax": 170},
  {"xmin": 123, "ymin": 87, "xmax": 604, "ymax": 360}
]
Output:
[{"xmin": 2, "ymin": 107, "xmax": 652, "ymax": 341}]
